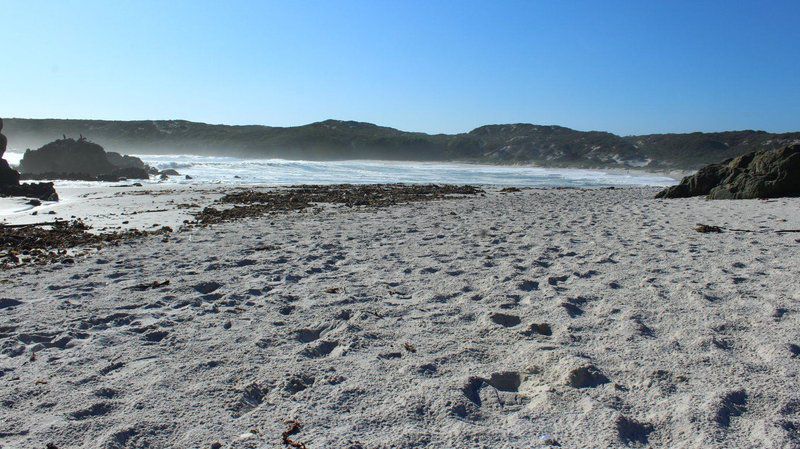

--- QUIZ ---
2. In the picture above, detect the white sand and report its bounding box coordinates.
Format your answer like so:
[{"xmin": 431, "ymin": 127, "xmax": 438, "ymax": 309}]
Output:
[{"xmin": 1, "ymin": 187, "xmax": 800, "ymax": 448}]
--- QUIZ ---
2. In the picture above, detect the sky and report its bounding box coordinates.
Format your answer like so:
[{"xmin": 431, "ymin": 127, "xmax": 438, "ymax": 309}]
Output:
[{"xmin": 2, "ymin": 0, "xmax": 799, "ymax": 135}]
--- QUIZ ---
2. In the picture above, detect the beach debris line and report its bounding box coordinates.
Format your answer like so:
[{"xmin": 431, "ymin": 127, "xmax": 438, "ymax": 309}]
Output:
[
  {"xmin": 195, "ymin": 184, "xmax": 484, "ymax": 224},
  {"xmin": 0, "ymin": 220, "xmax": 173, "ymax": 268},
  {"xmin": 694, "ymin": 223, "xmax": 800, "ymax": 234},
  {"xmin": 125, "ymin": 279, "xmax": 170, "ymax": 291},
  {"xmin": 282, "ymin": 420, "xmax": 309, "ymax": 449},
  {"xmin": 695, "ymin": 224, "xmax": 724, "ymax": 233}
]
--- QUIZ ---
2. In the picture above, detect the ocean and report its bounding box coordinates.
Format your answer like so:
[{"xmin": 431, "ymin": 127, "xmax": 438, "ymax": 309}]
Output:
[{"xmin": 4, "ymin": 152, "xmax": 677, "ymax": 188}]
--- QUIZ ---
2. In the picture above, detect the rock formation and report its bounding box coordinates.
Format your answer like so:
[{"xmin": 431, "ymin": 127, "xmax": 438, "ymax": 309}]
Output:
[
  {"xmin": 18, "ymin": 137, "xmax": 149, "ymax": 181},
  {"xmin": 656, "ymin": 143, "xmax": 800, "ymax": 199},
  {"xmin": 0, "ymin": 118, "xmax": 20, "ymax": 186},
  {"xmin": 0, "ymin": 118, "xmax": 58, "ymax": 201}
]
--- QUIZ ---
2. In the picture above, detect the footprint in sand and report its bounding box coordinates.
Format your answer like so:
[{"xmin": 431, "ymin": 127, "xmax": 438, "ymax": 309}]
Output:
[
  {"xmin": 518, "ymin": 280, "xmax": 539, "ymax": 292},
  {"xmin": 68, "ymin": 402, "xmax": 115, "ymax": 420},
  {"xmin": 295, "ymin": 326, "xmax": 326, "ymax": 343},
  {"xmin": 521, "ymin": 323, "xmax": 552, "ymax": 337},
  {"xmin": 301, "ymin": 340, "xmax": 340, "ymax": 358},
  {"xmin": 489, "ymin": 312, "xmax": 521, "ymax": 327},
  {"xmin": 710, "ymin": 389, "xmax": 747, "ymax": 428},
  {"xmin": 461, "ymin": 371, "xmax": 527, "ymax": 411},
  {"xmin": 616, "ymin": 415, "xmax": 654, "ymax": 445},
  {"xmin": 194, "ymin": 281, "xmax": 222, "ymax": 294}
]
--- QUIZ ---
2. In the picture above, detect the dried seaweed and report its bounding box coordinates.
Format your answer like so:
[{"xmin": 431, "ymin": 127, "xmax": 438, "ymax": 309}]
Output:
[
  {"xmin": 125, "ymin": 280, "xmax": 170, "ymax": 291},
  {"xmin": 0, "ymin": 220, "xmax": 172, "ymax": 269},
  {"xmin": 196, "ymin": 184, "xmax": 484, "ymax": 224},
  {"xmin": 282, "ymin": 420, "xmax": 309, "ymax": 449},
  {"xmin": 695, "ymin": 224, "xmax": 724, "ymax": 233}
]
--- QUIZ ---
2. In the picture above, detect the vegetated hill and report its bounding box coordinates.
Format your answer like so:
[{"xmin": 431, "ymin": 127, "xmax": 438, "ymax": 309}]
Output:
[
  {"xmin": 465, "ymin": 124, "xmax": 646, "ymax": 166},
  {"xmin": 4, "ymin": 118, "xmax": 798, "ymax": 169},
  {"xmin": 627, "ymin": 131, "xmax": 800, "ymax": 169},
  {"xmin": 3, "ymin": 119, "xmax": 451, "ymax": 161}
]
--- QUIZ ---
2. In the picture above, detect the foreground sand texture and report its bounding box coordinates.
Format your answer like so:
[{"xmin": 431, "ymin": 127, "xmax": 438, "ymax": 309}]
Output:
[{"xmin": 2, "ymin": 188, "xmax": 800, "ymax": 448}]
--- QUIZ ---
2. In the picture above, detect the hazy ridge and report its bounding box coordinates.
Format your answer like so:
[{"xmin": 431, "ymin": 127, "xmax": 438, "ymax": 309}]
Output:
[{"xmin": 5, "ymin": 118, "xmax": 799, "ymax": 170}]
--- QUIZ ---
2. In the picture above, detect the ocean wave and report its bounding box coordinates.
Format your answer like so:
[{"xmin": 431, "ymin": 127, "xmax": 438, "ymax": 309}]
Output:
[{"xmin": 4, "ymin": 151, "xmax": 678, "ymax": 188}]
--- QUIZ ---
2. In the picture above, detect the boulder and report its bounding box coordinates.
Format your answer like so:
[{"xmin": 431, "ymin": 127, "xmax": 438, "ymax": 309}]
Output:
[
  {"xmin": 0, "ymin": 158, "xmax": 20, "ymax": 186},
  {"xmin": 98, "ymin": 167, "xmax": 150, "ymax": 181},
  {"xmin": 0, "ymin": 182, "xmax": 58, "ymax": 201},
  {"xmin": 0, "ymin": 119, "xmax": 18, "ymax": 185},
  {"xmin": 0, "ymin": 118, "xmax": 59, "ymax": 201},
  {"xmin": 0, "ymin": 118, "xmax": 6, "ymax": 158},
  {"xmin": 106, "ymin": 152, "xmax": 146, "ymax": 170},
  {"xmin": 18, "ymin": 137, "xmax": 151, "ymax": 182},
  {"xmin": 160, "ymin": 169, "xmax": 180, "ymax": 176},
  {"xmin": 19, "ymin": 138, "xmax": 116, "ymax": 176},
  {"xmin": 656, "ymin": 143, "xmax": 800, "ymax": 199}
]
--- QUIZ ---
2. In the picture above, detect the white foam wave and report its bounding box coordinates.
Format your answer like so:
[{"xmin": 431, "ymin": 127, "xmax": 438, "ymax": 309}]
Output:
[
  {"xmin": 4, "ymin": 151, "xmax": 678, "ymax": 188},
  {"xmin": 137, "ymin": 155, "xmax": 676, "ymax": 187}
]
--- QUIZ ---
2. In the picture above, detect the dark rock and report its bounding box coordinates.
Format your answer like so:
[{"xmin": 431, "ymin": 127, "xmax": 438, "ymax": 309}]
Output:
[
  {"xmin": 0, "ymin": 182, "xmax": 58, "ymax": 201},
  {"xmin": 0, "ymin": 118, "xmax": 6, "ymax": 158},
  {"xmin": 105, "ymin": 152, "xmax": 146, "ymax": 170},
  {"xmin": 99, "ymin": 167, "xmax": 150, "ymax": 181},
  {"xmin": 185, "ymin": 175, "xmax": 193, "ymax": 180},
  {"xmin": 18, "ymin": 137, "xmax": 150, "ymax": 181},
  {"xmin": 656, "ymin": 143, "xmax": 800, "ymax": 199},
  {"xmin": 19, "ymin": 138, "xmax": 116, "ymax": 176},
  {"xmin": 160, "ymin": 169, "xmax": 180, "ymax": 176},
  {"xmin": 0, "ymin": 158, "xmax": 20, "ymax": 186},
  {"xmin": 27, "ymin": 199, "xmax": 41, "ymax": 206},
  {"xmin": 0, "ymin": 120, "xmax": 19, "ymax": 186}
]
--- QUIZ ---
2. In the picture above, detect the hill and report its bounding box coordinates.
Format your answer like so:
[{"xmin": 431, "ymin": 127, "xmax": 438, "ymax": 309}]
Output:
[{"xmin": 3, "ymin": 118, "xmax": 798, "ymax": 170}]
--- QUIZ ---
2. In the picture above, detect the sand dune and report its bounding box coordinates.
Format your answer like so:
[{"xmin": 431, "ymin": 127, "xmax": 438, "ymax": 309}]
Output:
[{"xmin": 1, "ymin": 187, "xmax": 799, "ymax": 448}]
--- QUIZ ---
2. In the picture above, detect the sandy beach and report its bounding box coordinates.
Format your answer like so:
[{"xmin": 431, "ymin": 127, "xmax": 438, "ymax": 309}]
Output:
[{"xmin": 1, "ymin": 186, "xmax": 800, "ymax": 448}]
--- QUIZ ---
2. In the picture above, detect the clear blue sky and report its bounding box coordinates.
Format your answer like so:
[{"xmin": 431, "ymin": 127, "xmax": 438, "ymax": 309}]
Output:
[{"xmin": 2, "ymin": 0, "xmax": 799, "ymax": 135}]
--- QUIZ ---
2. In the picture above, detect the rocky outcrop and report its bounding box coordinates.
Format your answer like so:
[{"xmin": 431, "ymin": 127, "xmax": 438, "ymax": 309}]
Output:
[
  {"xmin": 656, "ymin": 143, "xmax": 800, "ymax": 199},
  {"xmin": 19, "ymin": 138, "xmax": 115, "ymax": 175},
  {"xmin": 0, "ymin": 118, "xmax": 58, "ymax": 201},
  {"xmin": 0, "ymin": 158, "xmax": 20, "ymax": 185},
  {"xmin": 0, "ymin": 118, "xmax": 19, "ymax": 186},
  {"xmin": 0, "ymin": 182, "xmax": 59, "ymax": 201},
  {"xmin": 106, "ymin": 151, "xmax": 146, "ymax": 170},
  {"xmin": 18, "ymin": 137, "xmax": 149, "ymax": 181}
]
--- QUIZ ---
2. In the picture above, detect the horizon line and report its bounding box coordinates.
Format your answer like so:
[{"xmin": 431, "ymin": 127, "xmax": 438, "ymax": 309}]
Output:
[{"xmin": 3, "ymin": 116, "xmax": 798, "ymax": 138}]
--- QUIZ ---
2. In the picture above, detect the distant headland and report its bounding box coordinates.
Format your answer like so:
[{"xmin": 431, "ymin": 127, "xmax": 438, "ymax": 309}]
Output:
[{"xmin": 4, "ymin": 118, "xmax": 799, "ymax": 170}]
